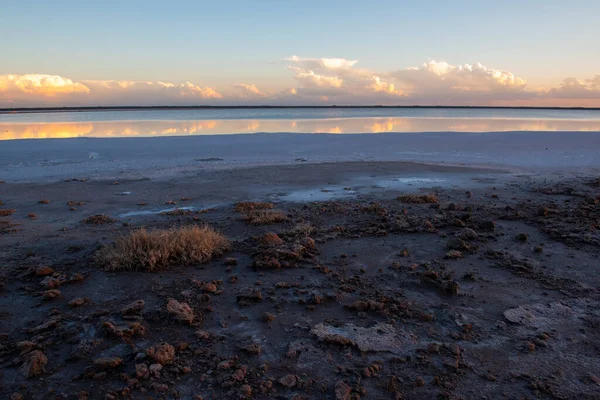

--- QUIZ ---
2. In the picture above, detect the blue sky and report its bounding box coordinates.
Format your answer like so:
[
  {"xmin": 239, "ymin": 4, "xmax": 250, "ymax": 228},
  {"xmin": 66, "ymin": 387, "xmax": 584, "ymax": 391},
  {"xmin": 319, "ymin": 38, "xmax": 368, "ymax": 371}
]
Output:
[{"xmin": 1, "ymin": 0, "xmax": 599, "ymax": 106}]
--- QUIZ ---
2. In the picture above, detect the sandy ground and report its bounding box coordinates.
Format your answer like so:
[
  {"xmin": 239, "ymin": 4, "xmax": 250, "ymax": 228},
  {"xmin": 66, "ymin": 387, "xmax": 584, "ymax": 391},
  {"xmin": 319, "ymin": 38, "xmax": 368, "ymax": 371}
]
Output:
[{"xmin": 1, "ymin": 135, "xmax": 600, "ymax": 399}]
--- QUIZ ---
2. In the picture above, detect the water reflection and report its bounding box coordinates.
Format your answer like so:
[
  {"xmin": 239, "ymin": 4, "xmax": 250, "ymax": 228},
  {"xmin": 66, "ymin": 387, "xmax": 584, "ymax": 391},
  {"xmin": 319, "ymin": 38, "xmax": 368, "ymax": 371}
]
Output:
[{"xmin": 1, "ymin": 117, "xmax": 599, "ymax": 140}]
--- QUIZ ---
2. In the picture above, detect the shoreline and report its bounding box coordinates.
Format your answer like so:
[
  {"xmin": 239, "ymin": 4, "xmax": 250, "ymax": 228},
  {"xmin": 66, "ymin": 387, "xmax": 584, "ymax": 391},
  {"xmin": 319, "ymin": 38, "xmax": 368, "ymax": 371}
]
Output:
[{"xmin": 3, "ymin": 104, "xmax": 600, "ymax": 114}]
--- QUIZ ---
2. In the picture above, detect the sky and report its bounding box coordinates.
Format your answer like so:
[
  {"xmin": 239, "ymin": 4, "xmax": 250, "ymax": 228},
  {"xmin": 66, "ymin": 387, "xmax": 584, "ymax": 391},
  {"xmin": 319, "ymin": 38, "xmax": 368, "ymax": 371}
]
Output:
[{"xmin": 1, "ymin": 0, "xmax": 599, "ymax": 107}]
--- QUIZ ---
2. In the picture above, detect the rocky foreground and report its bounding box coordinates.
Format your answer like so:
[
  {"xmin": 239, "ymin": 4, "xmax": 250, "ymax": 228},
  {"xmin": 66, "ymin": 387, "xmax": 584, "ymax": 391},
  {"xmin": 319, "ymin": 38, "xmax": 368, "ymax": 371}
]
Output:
[{"xmin": 1, "ymin": 171, "xmax": 600, "ymax": 399}]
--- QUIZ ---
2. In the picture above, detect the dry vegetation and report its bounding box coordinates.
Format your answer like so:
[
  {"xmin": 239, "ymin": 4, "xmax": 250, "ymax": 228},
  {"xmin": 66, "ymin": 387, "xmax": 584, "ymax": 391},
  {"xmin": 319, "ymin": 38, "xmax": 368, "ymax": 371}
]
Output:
[
  {"xmin": 397, "ymin": 194, "xmax": 439, "ymax": 204},
  {"xmin": 96, "ymin": 225, "xmax": 230, "ymax": 272},
  {"xmin": 83, "ymin": 214, "xmax": 117, "ymax": 225},
  {"xmin": 38, "ymin": 200, "xmax": 51, "ymax": 204},
  {"xmin": 234, "ymin": 201, "xmax": 274, "ymax": 213},
  {"xmin": 242, "ymin": 209, "xmax": 288, "ymax": 225},
  {"xmin": 161, "ymin": 208, "xmax": 193, "ymax": 216},
  {"xmin": 28, "ymin": 213, "xmax": 37, "ymax": 220},
  {"xmin": 0, "ymin": 209, "xmax": 16, "ymax": 217}
]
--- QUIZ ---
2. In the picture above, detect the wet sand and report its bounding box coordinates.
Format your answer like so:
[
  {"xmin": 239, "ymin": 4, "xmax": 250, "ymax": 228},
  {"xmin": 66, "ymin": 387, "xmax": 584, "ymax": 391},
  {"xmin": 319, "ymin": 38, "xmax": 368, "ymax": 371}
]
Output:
[{"xmin": 1, "ymin": 138, "xmax": 600, "ymax": 399}]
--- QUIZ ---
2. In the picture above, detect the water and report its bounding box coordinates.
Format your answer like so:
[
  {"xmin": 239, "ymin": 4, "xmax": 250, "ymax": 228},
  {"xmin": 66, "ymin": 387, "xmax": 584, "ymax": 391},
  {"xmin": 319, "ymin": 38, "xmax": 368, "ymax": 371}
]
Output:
[{"xmin": 1, "ymin": 108, "xmax": 599, "ymax": 140}]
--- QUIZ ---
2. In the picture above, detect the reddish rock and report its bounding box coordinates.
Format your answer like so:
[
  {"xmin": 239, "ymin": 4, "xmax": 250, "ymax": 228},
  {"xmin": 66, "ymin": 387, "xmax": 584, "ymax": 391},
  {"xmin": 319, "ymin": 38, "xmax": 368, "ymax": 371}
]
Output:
[
  {"xmin": 121, "ymin": 300, "xmax": 145, "ymax": 315},
  {"xmin": 68, "ymin": 297, "xmax": 90, "ymax": 307},
  {"xmin": 146, "ymin": 342, "xmax": 175, "ymax": 365},
  {"xmin": 279, "ymin": 374, "xmax": 299, "ymax": 388},
  {"xmin": 93, "ymin": 357, "xmax": 123, "ymax": 369},
  {"xmin": 20, "ymin": 350, "xmax": 47, "ymax": 377},
  {"xmin": 260, "ymin": 232, "xmax": 284, "ymax": 247},
  {"xmin": 335, "ymin": 381, "xmax": 352, "ymax": 400},
  {"xmin": 35, "ymin": 265, "xmax": 54, "ymax": 276},
  {"xmin": 39, "ymin": 276, "xmax": 60, "ymax": 289},
  {"xmin": 166, "ymin": 298, "xmax": 194, "ymax": 324},
  {"xmin": 42, "ymin": 289, "xmax": 62, "ymax": 300},
  {"xmin": 135, "ymin": 363, "xmax": 149, "ymax": 379},
  {"xmin": 201, "ymin": 282, "xmax": 218, "ymax": 293}
]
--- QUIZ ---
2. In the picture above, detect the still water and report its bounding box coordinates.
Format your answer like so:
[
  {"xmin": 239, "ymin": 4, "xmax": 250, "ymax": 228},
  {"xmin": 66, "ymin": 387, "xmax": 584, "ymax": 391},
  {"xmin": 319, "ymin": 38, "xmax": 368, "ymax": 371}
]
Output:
[{"xmin": 1, "ymin": 108, "xmax": 599, "ymax": 140}]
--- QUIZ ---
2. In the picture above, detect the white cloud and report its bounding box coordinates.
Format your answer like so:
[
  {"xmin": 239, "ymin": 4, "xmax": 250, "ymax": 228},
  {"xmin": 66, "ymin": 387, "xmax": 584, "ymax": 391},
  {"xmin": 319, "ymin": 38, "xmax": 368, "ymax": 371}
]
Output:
[
  {"xmin": 233, "ymin": 83, "xmax": 267, "ymax": 98},
  {"xmin": 545, "ymin": 75, "xmax": 600, "ymax": 98}
]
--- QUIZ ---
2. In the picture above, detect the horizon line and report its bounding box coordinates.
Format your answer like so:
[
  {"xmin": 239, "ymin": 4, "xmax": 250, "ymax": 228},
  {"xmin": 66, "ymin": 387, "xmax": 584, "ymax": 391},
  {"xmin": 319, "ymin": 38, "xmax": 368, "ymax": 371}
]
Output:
[{"xmin": 2, "ymin": 104, "xmax": 600, "ymax": 114}]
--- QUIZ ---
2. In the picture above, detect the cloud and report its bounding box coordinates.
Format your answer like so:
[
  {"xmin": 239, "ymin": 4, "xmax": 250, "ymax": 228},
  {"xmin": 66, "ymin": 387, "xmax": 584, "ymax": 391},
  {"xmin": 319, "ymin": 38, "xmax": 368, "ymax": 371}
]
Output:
[
  {"xmin": 1, "ymin": 61, "xmax": 599, "ymax": 107},
  {"xmin": 545, "ymin": 75, "xmax": 600, "ymax": 99},
  {"xmin": 388, "ymin": 61, "xmax": 529, "ymax": 103},
  {"xmin": 233, "ymin": 83, "xmax": 267, "ymax": 98},
  {"xmin": 0, "ymin": 74, "xmax": 222, "ymax": 107}
]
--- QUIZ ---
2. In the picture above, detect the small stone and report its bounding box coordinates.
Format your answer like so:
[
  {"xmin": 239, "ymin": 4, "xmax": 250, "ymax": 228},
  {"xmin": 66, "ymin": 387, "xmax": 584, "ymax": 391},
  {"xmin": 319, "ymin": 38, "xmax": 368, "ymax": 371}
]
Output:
[
  {"xmin": 239, "ymin": 384, "xmax": 252, "ymax": 398},
  {"xmin": 480, "ymin": 220, "xmax": 496, "ymax": 231},
  {"xmin": 335, "ymin": 380, "xmax": 352, "ymax": 400},
  {"xmin": 121, "ymin": 300, "xmax": 145, "ymax": 315},
  {"xmin": 135, "ymin": 363, "xmax": 149, "ymax": 379},
  {"xmin": 224, "ymin": 257, "xmax": 238, "ymax": 266},
  {"xmin": 10, "ymin": 393, "xmax": 23, "ymax": 400},
  {"xmin": 68, "ymin": 297, "xmax": 90, "ymax": 307},
  {"xmin": 516, "ymin": 233, "xmax": 529, "ymax": 242},
  {"xmin": 146, "ymin": 342, "xmax": 176, "ymax": 365},
  {"xmin": 260, "ymin": 232, "xmax": 284, "ymax": 247},
  {"xmin": 201, "ymin": 282, "xmax": 218, "ymax": 293},
  {"xmin": 42, "ymin": 289, "xmax": 62, "ymax": 300},
  {"xmin": 39, "ymin": 276, "xmax": 60, "ymax": 289},
  {"xmin": 20, "ymin": 350, "xmax": 47, "ymax": 377},
  {"xmin": 459, "ymin": 228, "xmax": 479, "ymax": 241},
  {"xmin": 231, "ymin": 367, "xmax": 247, "ymax": 381},
  {"xmin": 444, "ymin": 250, "xmax": 463, "ymax": 259},
  {"xmin": 166, "ymin": 299, "xmax": 194, "ymax": 324},
  {"xmin": 195, "ymin": 329, "xmax": 210, "ymax": 340},
  {"xmin": 279, "ymin": 374, "xmax": 299, "ymax": 388},
  {"xmin": 262, "ymin": 312, "xmax": 276, "ymax": 323},
  {"xmin": 93, "ymin": 357, "xmax": 123, "ymax": 369},
  {"xmin": 35, "ymin": 265, "xmax": 54, "ymax": 276}
]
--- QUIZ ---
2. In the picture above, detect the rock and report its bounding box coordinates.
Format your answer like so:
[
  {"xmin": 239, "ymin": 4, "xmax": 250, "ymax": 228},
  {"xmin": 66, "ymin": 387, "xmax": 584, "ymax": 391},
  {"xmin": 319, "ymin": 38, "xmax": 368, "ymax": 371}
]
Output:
[
  {"xmin": 311, "ymin": 323, "xmax": 408, "ymax": 355},
  {"xmin": 166, "ymin": 299, "xmax": 194, "ymax": 324},
  {"xmin": 93, "ymin": 357, "xmax": 123, "ymax": 369},
  {"xmin": 217, "ymin": 359, "xmax": 235, "ymax": 370},
  {"xmin": 260, "ymin": 232, "xmax": 284, "ymax": 247},
  {"xmin": 278, "ymin": 374, "xmax": 299, "ymax": 388},
  {"xmin": 240, "ymin": 343, "xmax": 261, "ymax": 355},
  {"xmin": 239, "ymin": 384, "xmax": 252, "ymax": 398},
  {"xmin": 442, "ymin": 280, "xmax": 460, "ymax": 295},
  {"xmin": 516, "ymin": 233, "xmax": 529, "ymax": 242},
  {"xmin": 151, "ymin": 383, "xmax": 168, "ymax": 393},
  {"xmin": 224, "ymin": 257, "xmax": 238, "ymax": 266},
  {"xmin": 35, "ymin": 265, "xmax": 54, "ymax": 276},
  {"xmin": 103, "ymin": 321, "xmax": 145, "ymax": 339},
  {"xmin": 121, "ymin": 300, "xmax": 145, "ymax": 315},
  {"xmin": 459, "ymin": 228, "xmax": 479, "ymax": 241},
  {"xmin": 237, "ymin": 288, "xmax": 263, "ymax": 304},
  {"xmin": 10, "ymin": 393, "xmax": 23, "ymax": 400},
  {"xmin": 149, "ymin": 363, "xmax": 163, "ymax": 376},
  {"xmin": 20, "ymin": 350, "xmax": 47, "ymax": 377},
  {"xmin": 444, "ymin": 250, "xmax": 463, "ymax": 259},
  {"xmin": 68, "ymin": 297, "xmax": 90, "ymax": 307},
  {"xmin": 146, "ymin": 342, "xmax": 175, "ymax": 365},
  {"xmin": 69, "ymin": 273, "xmax": 85, "ymax": 283},
  {"xmin": 195, "ymin": 329, "xmax": 210, "ymax": 340},
  {"xmin": 201, "ymin": 282, "xmax": 218, "ymax": 293},
  {"xmin": 231, "ymin": 367, "xmax": 247, "ymax": 381},
  {"xmin": 262, "ymin": 312, "xmax": 276, "ymax": 322},
  {"xmin": 39, "ymin": 276, "xmax": 60, "ymax": 289},
  {"xmin": 42, "ymin": 289, "xmax": 62, "ymax": 300},
  {"xmin": 335, "ymin": 381, "xmax": 352, "ymax": 400},
  {"xmin": 446, "ymin": 237, "xmax": 469, "ymax": 251},
  {"xmin": 135, "ymin": 363, "xmax": 149, "ymax": 379}
]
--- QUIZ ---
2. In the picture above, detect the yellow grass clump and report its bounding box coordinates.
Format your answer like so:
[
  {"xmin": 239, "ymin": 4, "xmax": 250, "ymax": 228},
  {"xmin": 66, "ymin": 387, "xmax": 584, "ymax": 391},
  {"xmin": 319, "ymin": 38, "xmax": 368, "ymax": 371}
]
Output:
[
  {"xmin": 242, "ymin": 209, "xmax": 288, "ymax": 225},
  {"xmin": 397, "ymin": 194, "xmax": 439, "ymax": 204},
  {"xmin": 96, "ymin": 225, "xmax": 230, "ymax": 272},
  {"xmin": 0, "ymin": 209, "xmax": 16, "ymax": 217},
  {"xmin": 234, "ymin": 201, "xmax": 274, "ymax": 213}
]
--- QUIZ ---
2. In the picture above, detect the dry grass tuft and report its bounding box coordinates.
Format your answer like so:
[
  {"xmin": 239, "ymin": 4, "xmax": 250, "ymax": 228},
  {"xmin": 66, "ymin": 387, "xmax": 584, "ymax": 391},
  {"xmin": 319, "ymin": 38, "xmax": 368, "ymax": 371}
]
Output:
[
  {"xmin": 96, "ymin": 225, "xmax": 230, "ymax": 272},
  {"xmin": 242, "ymin": 209, "xmax": 288, "ymax": 225},
  {"xmin": 397, "ymin": 194, "xmax": 439, "ymax": 204},
  {"xmin": 83, "ymin": 214, "xmax": 117, "ymax": 225},
  {"xmin": 0, "ymin": 209, "xmax": 16, "ymax": 217},
  {"xmin": 234, "ymin": 202, "xmax": 274, "ymax": 213},
  {"xmin": 28, "ymin": 213, "xmax": 37, "ymax": 220},
  {"xmin": 38, "ymin": 200, "xmax": 51, "ymax": 205},
  {"xmin": 67, "ymin": 201, "xmax": 85, "ymax": 206}
]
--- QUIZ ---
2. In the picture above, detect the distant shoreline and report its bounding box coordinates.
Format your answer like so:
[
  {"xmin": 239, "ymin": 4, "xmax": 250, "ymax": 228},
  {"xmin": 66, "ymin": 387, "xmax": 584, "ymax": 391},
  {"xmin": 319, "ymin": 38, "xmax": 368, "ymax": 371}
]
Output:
[{"xmin": 1, "ymin": 105, "xmax": 600, "ymax": 114}]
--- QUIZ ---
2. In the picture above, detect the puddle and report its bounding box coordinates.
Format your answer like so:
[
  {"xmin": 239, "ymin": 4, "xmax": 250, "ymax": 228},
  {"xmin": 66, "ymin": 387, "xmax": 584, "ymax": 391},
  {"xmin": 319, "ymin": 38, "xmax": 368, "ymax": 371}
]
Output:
[
  {"xmin": 276, "ymin": 187, "xmax": 355, "ymax": 202},
  {"xmin": 118, "ymin": 205, "xmax": 218, "ymax": 218}
]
